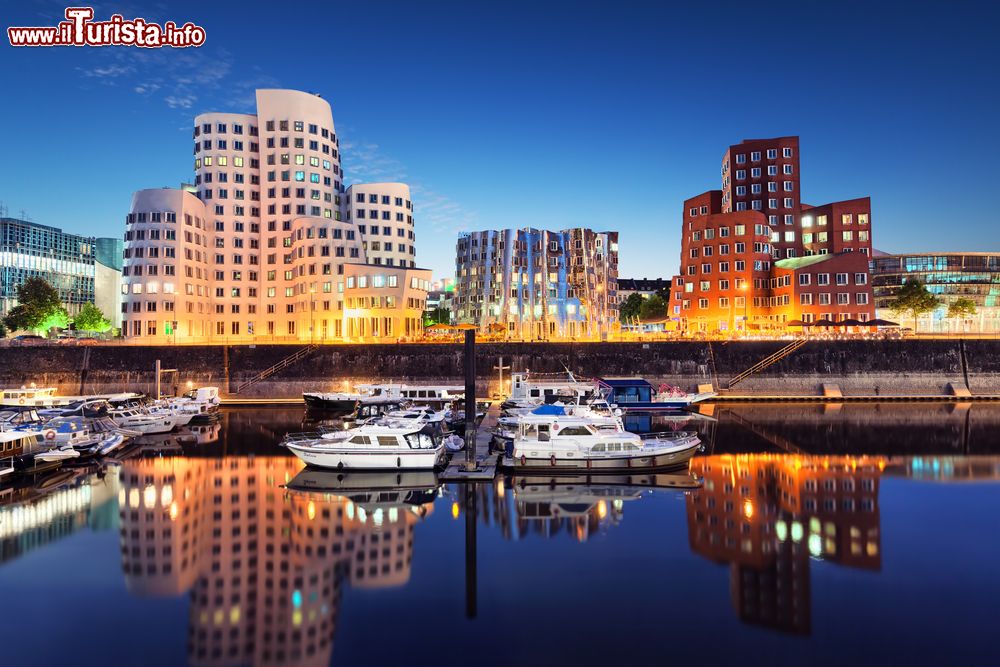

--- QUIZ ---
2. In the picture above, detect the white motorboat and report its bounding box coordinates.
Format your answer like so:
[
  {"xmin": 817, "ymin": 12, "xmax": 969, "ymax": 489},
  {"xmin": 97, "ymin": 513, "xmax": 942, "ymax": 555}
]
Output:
[
  {"xmin": 33, "ymin": 445, "xmax": 81, "ymax": 463},
  {"xmin": 109, "ymin": 407, "xmax": 180, "ymax": 434},
  {"xmin": 501, "ymin": 406, "xmax": 701, "ymax": 472},
  {"xmin": 283, "ymin": 420, "xmax": 446, "ymax": 470},
  {"xmin": 0, "ymin": 386, "xmax": 61, "ymax": 407},
  {"xmin": 147, "ymin": 403, "xmax": 195, "ymax": 427},
  {"xmin": 36, "ymin": 417, "xmax": 102, "ymax": 451},
  {"xmin": 166, "ymin": 387, "xmax": 220, "ymax": 420},
  {"xmin": 363, "ymin": 406, "xmax": 445, "ymax": 426},
  {"xmin": 501, "ymin": 372, "xmax": 599, "ymax": 415}
]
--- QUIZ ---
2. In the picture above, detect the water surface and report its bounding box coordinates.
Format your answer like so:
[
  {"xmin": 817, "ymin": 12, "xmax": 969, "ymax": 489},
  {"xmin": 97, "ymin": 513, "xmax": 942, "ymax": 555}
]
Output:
[{"xmin": 2, "ymin": 403, "xmax": 999, "ymax": 666}]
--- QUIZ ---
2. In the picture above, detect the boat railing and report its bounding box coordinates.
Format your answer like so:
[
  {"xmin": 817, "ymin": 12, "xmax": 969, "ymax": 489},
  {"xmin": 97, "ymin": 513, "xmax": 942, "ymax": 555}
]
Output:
[{"xmin": 639, "ymin": 430, "xmax": 697, "ymax": 440}]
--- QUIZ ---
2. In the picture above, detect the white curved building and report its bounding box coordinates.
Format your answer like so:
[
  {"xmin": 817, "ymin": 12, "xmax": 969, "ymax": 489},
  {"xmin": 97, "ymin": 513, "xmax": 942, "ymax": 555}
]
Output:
[
  {"xmin": 345, "ymin": 183, "xmax": 415, "ymax": 268},
  {"xmin": 122, "ymin": 89, "xmax": 427, "ymax": 344}
]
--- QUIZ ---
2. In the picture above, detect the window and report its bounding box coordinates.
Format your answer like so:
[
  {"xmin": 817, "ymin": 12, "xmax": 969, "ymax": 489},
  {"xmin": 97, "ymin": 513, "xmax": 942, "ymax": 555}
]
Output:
[
  {"xmin": 836, "ymin": 273, "xmax": 849, "ymax": 285},
  {"xmin": 798, "ymin": 273, "xmax": 811, "ymax": 286},
  {"xmin": 818, "ymin": 293, "xmax": 831, "ymax": 305},
  {"xmin": 800, "ymin": 293, "xmax": 813, "ymax": 305},
  {"xmin": 817, "ymin": 273, "xmax": 830, "ymax": 286},
  {"xmin": 767, "ymin": 148, "xmax": 777, "ymax": 159},
  {"xmin": 854, "ymin": 272, "xmax": 868, "ymax": 285},
  {"xmin": 837, "ymin": 293, "xmax": 850, "ymax": 305},
  {"xmin": 843, "ymin": 230, "xmax": 854, "ymax": 241},
  {"xmin": 783, "ymin": 147, "xmax": 793, "ymax": 158},
  {"xmin": 856, "ymin": 293, "xmax": 870, "ymax": 305}
]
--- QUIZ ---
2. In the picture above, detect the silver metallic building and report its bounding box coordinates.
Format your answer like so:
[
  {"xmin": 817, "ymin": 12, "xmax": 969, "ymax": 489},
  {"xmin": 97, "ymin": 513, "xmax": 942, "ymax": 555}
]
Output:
[{"xmin": 453, "ymin": 227, "xmax": 619, "ymax": 339}]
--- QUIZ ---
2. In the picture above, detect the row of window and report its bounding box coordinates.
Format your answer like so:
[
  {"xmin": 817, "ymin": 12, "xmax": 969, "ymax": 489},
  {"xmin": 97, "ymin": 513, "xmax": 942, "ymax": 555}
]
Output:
[
  {"xmin": 682, "ymin": 293, "xmax": 868, "ymax": 309},
  {"xmin": 352, "ymin": 193, "xmax": 411, "ymax": 208},
  {"xmin": 735, "ymin": 181, "xmax": 794, "ymax": 196}
]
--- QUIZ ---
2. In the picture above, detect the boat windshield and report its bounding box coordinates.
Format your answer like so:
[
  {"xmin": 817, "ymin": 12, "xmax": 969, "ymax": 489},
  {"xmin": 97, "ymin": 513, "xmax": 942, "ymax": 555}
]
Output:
[
  {"xmin": 555, "ymin": 425, "xmax": 594, "ymax": 436},
  {"xmin": 404, "ymin": 431, "xmax": 437, "ymax": 449}
]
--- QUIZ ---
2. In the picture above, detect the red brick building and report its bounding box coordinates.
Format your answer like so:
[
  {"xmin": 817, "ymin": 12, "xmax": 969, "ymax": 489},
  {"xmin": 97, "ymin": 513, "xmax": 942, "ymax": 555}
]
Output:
[{"xmin": 668, "ymin": 137, "xmax": 875, "ymax": 333}]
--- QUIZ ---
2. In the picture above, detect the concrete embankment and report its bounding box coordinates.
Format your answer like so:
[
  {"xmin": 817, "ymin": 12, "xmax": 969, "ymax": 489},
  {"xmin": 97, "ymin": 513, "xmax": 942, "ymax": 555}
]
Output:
[{"xmin": 2, "ymin": 340, "xmax": 999, "ymax": 400}]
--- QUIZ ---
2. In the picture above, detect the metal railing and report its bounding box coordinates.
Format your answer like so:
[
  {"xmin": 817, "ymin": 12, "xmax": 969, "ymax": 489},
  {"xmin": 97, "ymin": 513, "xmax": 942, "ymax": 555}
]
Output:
[
  {"xmin": 727, "ymin": 339, "xmax": 807, "ymax": 389},
  {"xmin": 234, "ymin": 344, "xmax": 317, "ymax": 394}
]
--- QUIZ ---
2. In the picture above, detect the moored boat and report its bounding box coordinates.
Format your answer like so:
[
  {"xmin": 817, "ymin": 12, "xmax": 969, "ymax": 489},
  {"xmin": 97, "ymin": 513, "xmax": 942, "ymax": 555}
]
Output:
[
  {"xmin": 501, "ymin": 408, "xmax": 701, "ymax": 473},
  {"xmin": 282, "ymin": 420, "xmax": 446, "ymax": 470}
]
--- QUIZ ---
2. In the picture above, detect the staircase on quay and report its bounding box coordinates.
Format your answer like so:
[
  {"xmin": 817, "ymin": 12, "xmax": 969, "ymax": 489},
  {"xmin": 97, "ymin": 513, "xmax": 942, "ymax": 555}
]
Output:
[
  {"xmin": 234, "ymin": 345, "xmax": 318, "ymax": 394},
  {"xmin": 726, "ymin": 339, "xmax": 807, "ymax": 390}
]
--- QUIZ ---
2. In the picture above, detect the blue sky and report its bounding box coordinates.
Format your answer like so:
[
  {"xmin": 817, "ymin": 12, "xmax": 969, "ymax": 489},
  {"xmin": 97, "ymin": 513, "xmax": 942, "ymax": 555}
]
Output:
[{"xmin": 2, "ymin": 0, "xmax": 999, "ymax": 280}]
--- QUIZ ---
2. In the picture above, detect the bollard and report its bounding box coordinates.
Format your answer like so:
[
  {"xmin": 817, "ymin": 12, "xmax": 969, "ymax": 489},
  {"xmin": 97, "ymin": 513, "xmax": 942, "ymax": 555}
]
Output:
[{"xmin": 464, "ymin": 329, "xmax": 477, "ymax": 470}]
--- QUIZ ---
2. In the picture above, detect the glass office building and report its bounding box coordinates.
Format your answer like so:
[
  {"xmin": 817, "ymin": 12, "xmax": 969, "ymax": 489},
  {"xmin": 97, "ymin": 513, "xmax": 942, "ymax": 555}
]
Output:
[
  {"xmin": 871, "ymin": 252, "xmax": 1000, "ymax": 333},
  {"xmin": 0, "ymin": 217, "xmax": 121, "ymax": 322}
]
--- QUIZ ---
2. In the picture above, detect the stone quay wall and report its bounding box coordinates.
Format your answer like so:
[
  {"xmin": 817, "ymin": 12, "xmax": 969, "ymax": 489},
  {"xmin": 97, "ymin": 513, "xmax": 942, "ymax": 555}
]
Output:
[{"xmin": 1, "ymin": 340, "xmax": 999, "ymax": 399}]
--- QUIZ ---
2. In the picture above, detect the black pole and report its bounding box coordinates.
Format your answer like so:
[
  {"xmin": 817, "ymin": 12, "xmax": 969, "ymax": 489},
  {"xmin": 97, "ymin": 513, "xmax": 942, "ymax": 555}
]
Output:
[
  {"xmin": 464, "ymin": 329, "xmax": 476, "ymax": 468},
  {"xmin": 464, "ymin": 482, "xmax": 478, "ymax": 619}
]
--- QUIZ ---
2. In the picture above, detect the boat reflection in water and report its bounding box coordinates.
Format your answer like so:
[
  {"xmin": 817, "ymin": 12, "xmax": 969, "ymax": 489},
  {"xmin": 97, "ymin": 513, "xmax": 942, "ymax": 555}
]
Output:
[
  {"xmin": 4, "ymin": 403, "xmax": 1000, "ymax": 665},
  {"xmin": 502, "ymin": 471, "xmax": 701, "ymax": 541},
  {"xmin": 116, "ymin": 457, "xmax": 436, "ymax": 666}
]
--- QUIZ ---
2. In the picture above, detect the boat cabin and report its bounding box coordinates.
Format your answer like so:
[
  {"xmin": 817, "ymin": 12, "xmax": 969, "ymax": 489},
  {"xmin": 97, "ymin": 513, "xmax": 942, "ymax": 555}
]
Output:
[
  {"xmin": 595, "ymin": 378, "xmax": 657, "ymax": 405},
  {"xmin": 0, "ymin": 387, "xmax": 59, "ymax": 407},
  {"xmin": 509, "ymin": 373, "xmax": 596, "ymax": 403}
]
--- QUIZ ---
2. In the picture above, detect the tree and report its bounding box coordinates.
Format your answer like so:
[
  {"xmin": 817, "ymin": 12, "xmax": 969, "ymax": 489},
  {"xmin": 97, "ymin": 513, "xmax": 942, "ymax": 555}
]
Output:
[
  {"xmin": 889, "ymin": 279, "xmax": 941, "ymax": 333},
  {"xmin": 74, "ymin": 302, "xmax": 112, "ymax": 333},
  {"xmin": 639, "ymin": 294, "xmax": 667, "ymax": 321},
  {"xmin": 947, "ymin": 297, "xmax": 977, "ymax": 333},
  {"xmin": 422, "ymin": 306, "xmax": 452, "ymax": 326},
  {"xmin": 2, "ymin": 277, "xmax": 68, "ymax": 335},
  {"xmin": 619, "ymin": 293, "xmax": 645, "ymax": 322}
]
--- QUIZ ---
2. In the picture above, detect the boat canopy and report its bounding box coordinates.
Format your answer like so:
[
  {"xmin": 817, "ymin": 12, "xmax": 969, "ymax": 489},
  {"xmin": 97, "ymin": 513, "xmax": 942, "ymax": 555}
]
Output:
[{"xmin": 531, "ymin": 404, "xmax": 567, "ymax": 416}]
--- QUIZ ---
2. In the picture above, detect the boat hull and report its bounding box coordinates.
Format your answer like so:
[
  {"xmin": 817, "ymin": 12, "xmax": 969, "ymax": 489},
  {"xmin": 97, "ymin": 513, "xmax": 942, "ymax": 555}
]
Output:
[
  {"xmin": 503, "ymin": 440, "xmax": 700, "ymax": 473},
  {"xmin": 303, "ymin": 394, "xmax": 359, "ymax": 414},
  {"xmin": 287, "ymin": 444, "xmax": 445, "ymax": 470}
]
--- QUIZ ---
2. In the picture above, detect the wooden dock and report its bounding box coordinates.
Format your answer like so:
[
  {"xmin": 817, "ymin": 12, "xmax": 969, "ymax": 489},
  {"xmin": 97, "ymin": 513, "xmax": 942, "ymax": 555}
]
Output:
[{"xmin": 440, "ymin": 401, "xmax": 501, "ymax": 481}]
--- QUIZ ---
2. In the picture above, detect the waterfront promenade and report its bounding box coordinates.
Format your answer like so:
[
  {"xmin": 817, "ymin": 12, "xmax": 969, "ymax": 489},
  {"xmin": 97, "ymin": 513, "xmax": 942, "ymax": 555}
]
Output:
[{"xmin": 2, "ymin": 339, "xmax": 1000, "ymax": 401}]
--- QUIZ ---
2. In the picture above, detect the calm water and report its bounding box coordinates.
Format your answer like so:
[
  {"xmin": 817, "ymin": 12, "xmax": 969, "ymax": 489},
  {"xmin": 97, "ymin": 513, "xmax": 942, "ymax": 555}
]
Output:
[{"xmin": 2, "ymin": 404, "xmax": 1000, "ymax": 667}]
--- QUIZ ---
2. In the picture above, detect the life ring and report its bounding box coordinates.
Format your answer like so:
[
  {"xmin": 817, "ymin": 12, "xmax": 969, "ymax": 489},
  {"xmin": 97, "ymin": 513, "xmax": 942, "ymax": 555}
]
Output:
[
  {"xmin": 18, "ymin": 398, "xmax": 25, "ymax": 405},
  {"xmin": 550, "ymin": 454, "xmax": 557, "ymax": 466},
  {"xmin": 43, "ymin": 429, "xmax": 56, "ymax": 441}
]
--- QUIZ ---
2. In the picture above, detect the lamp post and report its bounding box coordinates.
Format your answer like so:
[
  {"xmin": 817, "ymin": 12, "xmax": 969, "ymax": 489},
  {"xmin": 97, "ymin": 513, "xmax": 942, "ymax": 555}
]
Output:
[
  {"xmin": 738, "ymin": 282, "xmax": 749, "ymax": 335},
  {"xmin": 309, "ymin": 287, "xmax": 316, "ymax": 344}
]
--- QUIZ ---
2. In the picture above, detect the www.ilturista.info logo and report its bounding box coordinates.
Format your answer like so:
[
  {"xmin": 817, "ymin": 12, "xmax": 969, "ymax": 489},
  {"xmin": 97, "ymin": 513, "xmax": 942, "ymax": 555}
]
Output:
[{"xmin": 8, "ymin": 7, "xmax": 206, "ymax": 48}]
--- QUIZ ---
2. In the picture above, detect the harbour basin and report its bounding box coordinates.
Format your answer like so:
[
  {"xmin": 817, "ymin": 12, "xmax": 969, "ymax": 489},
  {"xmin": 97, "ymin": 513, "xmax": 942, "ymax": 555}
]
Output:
[{"xmin": 1, "ymin": 403, "xmax": 999, "ymax": 666}]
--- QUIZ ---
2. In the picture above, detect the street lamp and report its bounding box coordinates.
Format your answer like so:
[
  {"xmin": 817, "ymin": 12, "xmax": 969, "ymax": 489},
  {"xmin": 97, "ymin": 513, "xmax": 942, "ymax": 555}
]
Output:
[
  {"xmin": 309, "ymin": 287, "xmax": 316, "ymax": 344},
  {"xmin": 740, "ymin": 282, "xmax": 749, "ymax": 334}
]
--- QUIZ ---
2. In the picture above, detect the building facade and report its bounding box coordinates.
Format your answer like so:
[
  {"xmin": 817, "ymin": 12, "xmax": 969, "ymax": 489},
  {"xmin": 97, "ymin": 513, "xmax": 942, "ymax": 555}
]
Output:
[
  {"xmin": 344, "ymin": 183, "xmax": 415, "ymax": 268},
  {"xmin": 121, "ymin": 89, "xmax": 425, "ymax": 343},
  {"xmin": 454, "ymin": 227, "xmax": 619, "ymax": 339},
  {"xmin": 616, "ymin": 277, "xmax": 671, "ymax": 301},
  {"xmin": 669, "ymin": 137, "xmax": 875, "ymax": 333},
  {"xmin": 872, "ymin": 252, "xmax": 1000, "ymax": 333},
  {"xmin": 0, "ymin": 217, "xmax": 121, "ymax": 322}
]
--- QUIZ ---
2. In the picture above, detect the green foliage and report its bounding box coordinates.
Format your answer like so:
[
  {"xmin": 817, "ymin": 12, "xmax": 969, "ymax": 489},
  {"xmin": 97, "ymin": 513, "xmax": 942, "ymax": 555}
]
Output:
[
  {"xmin": 2, "ymin": 277, "xmax": 66, "ymax": 334},
  {"xmin": 423, "ymin": 306, "xmax": 452, "ymax": 326},
  {"xmin": 890, "ymin": 278, "xmax": 941, "ymax": 330},
  {"xmin": 0, "ymin": 320, "xmax": 7, "ymax": 338},
  {"xmin": 639, "ymin": 294, "xmax": 667, "ymax": 321},
  {"xmin": 618, "ymin": 293, "xmax": 645, "ymax": 322},
  {"xmin": 74, "ymin": 302, "xmax": 112, "ymax": 332},
  {"xmin": 947, "ymin": 297, "xmax": 977, "ymax": 320}
]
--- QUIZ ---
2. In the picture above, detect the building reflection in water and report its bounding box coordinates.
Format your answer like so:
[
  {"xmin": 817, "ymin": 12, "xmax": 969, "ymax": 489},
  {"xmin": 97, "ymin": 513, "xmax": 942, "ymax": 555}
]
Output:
[
  {"xmin": 686, "ymin": 453, "xmax": 885, "ymax": 635},
  {"xmin": 1, "ymin": 467, "xmax": 119, "ymax": 564},
  {"xmin": 117, "ymin": 457, "xmax": 435, "ymax": 667}
]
